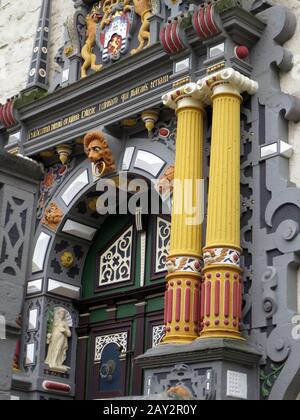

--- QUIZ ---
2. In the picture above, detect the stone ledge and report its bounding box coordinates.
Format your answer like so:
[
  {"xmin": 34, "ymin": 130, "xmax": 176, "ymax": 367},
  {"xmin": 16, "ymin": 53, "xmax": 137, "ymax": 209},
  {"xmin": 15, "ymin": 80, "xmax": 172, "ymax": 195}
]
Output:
[
  {"xmin": 136, "ymin": 338, "xmax": 262, "ymax": 369},
  {"xmin": 12, "ymin": 374, "xmax": 32, "ymax": 392},
  {"xmin": 5, "ymin": 321, "xmax": 22, "ymax": 338},
  {"xmin": 0, "ymin": 391, "xmax": 10, "ymax": 401},
  {"xmin": 0, "ymin": 149, "xmax": 42, "ymax": 182}
]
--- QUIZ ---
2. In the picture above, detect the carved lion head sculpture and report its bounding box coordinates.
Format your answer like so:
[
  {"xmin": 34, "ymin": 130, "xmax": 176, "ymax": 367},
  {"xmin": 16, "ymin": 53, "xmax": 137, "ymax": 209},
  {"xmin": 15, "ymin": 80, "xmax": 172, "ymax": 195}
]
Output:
[{"xmin": 84, "ymin": 131, "xmax": 116, "ymax": 176}]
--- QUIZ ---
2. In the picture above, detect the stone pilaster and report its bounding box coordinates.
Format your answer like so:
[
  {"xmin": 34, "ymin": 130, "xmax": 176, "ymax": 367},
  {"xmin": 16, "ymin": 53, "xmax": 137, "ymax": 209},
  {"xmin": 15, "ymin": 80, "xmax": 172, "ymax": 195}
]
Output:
[{"xmin": 0, "ymin": 150, "xmax": 42, "ymax": 400}]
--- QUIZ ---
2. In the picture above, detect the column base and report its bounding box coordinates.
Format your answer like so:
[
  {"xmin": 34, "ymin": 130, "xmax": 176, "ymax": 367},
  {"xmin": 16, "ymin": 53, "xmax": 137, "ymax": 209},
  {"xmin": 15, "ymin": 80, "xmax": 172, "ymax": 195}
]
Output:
[
  {"xmin": 136, "ymin": 338, "xmax": 262, "ymax": 400},
  {"xmin": 198, "ymin": 330, "xmax": 245, "ymax": 341},
  {"xmin": 162, "ymin": 336, "xmax": 196, "ymax": 345},
  {"xmin": 164, "ymin": 271, "xmax": 202, "ymax": 344},
  {"xmin": 200, "ymin": 264, "xmax": 243, "ymax": 339}
]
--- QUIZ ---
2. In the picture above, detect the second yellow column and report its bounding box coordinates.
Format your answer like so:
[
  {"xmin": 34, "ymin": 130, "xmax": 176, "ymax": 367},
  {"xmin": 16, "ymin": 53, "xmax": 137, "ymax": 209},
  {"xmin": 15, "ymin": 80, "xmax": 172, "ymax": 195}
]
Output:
[{"xmin": 199, "ymin": 69, "xmax": 258, "ymax": 340}]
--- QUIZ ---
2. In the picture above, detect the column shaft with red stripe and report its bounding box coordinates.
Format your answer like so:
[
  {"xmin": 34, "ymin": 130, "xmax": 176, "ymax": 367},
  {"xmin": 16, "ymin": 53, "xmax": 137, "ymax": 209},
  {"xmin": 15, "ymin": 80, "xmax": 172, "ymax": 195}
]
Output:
[
  {"xmin": 199, "ymin": 69, "xmax": 258, "ymax": 340},
  {"xmin": 162, "ymin": 83, "xmax": 207, "ymax": 344}
]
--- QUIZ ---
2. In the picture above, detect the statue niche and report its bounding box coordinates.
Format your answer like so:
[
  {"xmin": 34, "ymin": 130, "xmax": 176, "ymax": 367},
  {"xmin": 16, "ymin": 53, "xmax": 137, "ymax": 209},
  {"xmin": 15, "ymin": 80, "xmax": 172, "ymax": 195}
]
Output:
[
  {"xmin": 84, "ymin": 131, "xmax": 116, "ymax": 177},
  {"xmin": 45, "ymin": 308, "xmax": 72, "ymax": 373}
]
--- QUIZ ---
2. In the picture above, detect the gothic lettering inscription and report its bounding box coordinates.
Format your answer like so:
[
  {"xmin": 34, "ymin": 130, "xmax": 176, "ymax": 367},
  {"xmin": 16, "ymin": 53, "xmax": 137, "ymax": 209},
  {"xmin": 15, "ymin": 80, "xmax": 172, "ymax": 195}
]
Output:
[{"xmin": 29, "ymin": 74, "xmax": 171, "ymax": 140}]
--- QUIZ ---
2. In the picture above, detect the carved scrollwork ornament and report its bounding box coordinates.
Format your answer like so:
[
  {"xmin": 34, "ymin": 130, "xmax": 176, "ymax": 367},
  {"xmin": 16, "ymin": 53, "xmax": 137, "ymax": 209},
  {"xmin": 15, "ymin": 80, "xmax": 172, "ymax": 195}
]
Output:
[
  {"xmin": 266, "ymin": 327, "xmax": 291, "ymax": 364},
  {"xmin": 262, "ymin": 267, "xmax": 278, "ymax": 319}
]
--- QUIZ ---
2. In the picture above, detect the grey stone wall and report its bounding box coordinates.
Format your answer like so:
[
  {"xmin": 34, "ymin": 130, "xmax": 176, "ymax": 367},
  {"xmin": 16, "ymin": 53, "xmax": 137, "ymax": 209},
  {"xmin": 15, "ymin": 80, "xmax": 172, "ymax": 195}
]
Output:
[{"xmin": 0, "ymin": 0, "xmax": 74, "ymax": 103}]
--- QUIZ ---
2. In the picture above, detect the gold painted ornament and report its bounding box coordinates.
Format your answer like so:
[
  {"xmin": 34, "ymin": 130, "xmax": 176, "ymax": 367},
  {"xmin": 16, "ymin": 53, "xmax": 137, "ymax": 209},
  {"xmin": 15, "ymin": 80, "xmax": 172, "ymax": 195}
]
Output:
[
  {"xmin": 131, "ymin": 0, "xmax": 153, "ymax": 55},
  {"xmin": 141, "ymin": 110, "xmax": 159, "ymax": 137},
  {"xmin": 121, "ymin": 118, "xmax": 138, "ymax": 127},
  {"xmin": 41, "ymin": 202, "xmax": 64, "ymax": 232},
  {"xmin": 40, "ymin": 150, "xmax": 55, "ymax": 158},
  {"xmin": 56, "ymin": 144, "xmax": 73, "ymax": 165},
  {"xmin": 88, "ymin": 197, "xmax": 98, "ymax": 212},
  {"xmin": 64, "ymin": 45, "xmax": 74, "ymax": 57},
  {"xmin": 81, "ymin": 7, "xmax": 103, "ymax": 78},
  {"xmin": 60, "ymin": 252, "xmax": 75, "ymax": 269}
]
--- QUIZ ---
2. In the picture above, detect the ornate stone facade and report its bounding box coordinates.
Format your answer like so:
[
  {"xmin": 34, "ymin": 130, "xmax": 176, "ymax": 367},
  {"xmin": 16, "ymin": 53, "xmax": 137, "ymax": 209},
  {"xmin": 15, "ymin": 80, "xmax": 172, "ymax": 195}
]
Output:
[{"xmin": 1, "ymin": 0, "xmax": 300, "ymax": 402}]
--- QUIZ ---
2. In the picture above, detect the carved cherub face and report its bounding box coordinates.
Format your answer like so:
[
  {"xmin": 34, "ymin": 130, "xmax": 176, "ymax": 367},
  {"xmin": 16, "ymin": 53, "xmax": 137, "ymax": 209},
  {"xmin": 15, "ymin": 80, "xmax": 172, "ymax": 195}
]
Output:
[{"xmin": 44, "ymin": 203, "xmax": 63, "ymax": 223}]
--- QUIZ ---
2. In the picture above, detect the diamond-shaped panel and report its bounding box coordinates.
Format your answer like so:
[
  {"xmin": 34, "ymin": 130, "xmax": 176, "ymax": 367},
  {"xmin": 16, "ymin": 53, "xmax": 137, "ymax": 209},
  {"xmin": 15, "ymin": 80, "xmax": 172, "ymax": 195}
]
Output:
[{"xmin": 8, "ymin": 223, "xmax": 20, "ymax": 247}]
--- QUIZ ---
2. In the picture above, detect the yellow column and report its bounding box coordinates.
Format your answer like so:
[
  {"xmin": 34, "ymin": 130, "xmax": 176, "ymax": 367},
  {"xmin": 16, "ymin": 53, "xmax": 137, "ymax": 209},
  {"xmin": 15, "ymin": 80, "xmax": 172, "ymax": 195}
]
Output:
[
  {"xmin": 162, "ymin": 84, "xmax": 208, "ymax": 344},
  {"xmin": 199, "ymin": 69, "xmax": 258, "ymax": 340}
]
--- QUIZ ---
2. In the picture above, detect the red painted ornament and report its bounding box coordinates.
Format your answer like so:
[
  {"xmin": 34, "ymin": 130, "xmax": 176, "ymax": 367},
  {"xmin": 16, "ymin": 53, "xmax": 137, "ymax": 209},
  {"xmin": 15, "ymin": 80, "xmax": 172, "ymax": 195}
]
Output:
[
  {"xmin": 58, "ymin": 165, "xmax": 67, "ymax": 175},
  {"xmin": 42, "ymin": 381, "xmax": 71, "ymax": 393},
  {"xmin": 235, "ymin": 46, "xmax": 249, "ymax": 60},
  {"xmin": 159, "ymin": 128, "xmax": 170, "ymax": 138}
]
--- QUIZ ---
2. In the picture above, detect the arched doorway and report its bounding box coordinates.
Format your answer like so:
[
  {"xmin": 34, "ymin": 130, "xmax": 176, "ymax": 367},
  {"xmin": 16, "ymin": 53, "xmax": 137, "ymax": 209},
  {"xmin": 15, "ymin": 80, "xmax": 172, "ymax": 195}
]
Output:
[{"xmin": 77, "ymin": 206, "xmax": 170, "ymax": 399}]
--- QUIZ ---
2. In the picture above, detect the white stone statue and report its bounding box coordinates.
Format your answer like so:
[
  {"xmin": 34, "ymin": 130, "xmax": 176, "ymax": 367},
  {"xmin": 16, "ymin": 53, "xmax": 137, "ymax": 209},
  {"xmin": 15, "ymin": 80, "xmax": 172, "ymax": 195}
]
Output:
[{"xmin": 45, "ymin": 308, "xmax": 72, "ymax": 373}]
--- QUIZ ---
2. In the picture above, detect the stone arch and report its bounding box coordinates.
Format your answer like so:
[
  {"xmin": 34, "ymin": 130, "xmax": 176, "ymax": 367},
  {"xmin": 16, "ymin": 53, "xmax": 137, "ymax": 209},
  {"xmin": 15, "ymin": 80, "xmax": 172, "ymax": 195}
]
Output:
[{"xmin": 30, "ymin": 130, "xmax": 175, "ymax": 294}]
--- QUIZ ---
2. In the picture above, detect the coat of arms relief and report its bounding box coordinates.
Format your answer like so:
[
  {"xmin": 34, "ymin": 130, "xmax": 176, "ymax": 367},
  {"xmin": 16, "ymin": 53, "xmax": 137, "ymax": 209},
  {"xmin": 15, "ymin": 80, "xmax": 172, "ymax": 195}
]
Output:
[{"xmin": 81, "ymin": 0, "xmax": 153, "ymax": 78}]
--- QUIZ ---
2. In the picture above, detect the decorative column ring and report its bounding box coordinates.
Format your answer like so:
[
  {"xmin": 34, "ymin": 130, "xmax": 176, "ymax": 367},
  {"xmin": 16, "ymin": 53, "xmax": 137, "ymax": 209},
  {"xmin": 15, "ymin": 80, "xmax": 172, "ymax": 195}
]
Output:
[
  {"xmin": 199, "ymin": 68, "xmax": 258, "ymax": 340},
  {"xmin": 162, "ymin": 83, "xmax": 210, "ymax": 344}
]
